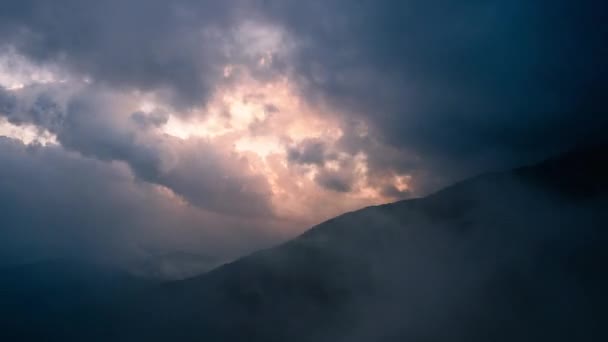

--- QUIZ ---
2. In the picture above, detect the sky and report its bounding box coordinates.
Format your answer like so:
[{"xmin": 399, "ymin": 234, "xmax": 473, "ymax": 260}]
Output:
[{"xmin": 0, "ymin": 0, "xmax": 606, "ymax": 271}]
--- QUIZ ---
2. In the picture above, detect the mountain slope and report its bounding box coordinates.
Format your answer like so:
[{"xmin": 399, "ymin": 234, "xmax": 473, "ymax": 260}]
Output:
[{"xmin": 122, "ymin": 144, "xmax": 607, "ymax": 341}]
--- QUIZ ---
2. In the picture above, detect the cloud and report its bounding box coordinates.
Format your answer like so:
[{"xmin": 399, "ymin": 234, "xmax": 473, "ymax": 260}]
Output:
[
  {"xmin": 2, "ymin": 0, "xmax": 605, "ymax": 171},
  {"xmin": 130, "ymin": 110, "xmax": 170, "ymax": 129},
  {"xmin": 0, "ymin": 0, "xmax": 265, "ymax": 109},
  {"xmin": 0, "ymin": 137, "xmax": 279, "ymax": 270},
  {"xmin": 259, "ymin": 0, "xmax": 608, "ymax": 185},
  {"xmin": 315, "ymin": 169, "xmax": 353, "ymax": 193},
  {"xmin": 0, "ymin": 83, "xmax": 274, "ymax": 217},
  {"xmin": 287, "ymin": 138, "xmax": 329, "ymax": 166},
  {"xmin": 0, "ymin": 69, "xmax": 417, "ymax": 271},
  {"xmin": 0, "ymin": 60, "xmax": 412, "ymax": 233},
  {"xmin": 4, "ymin": 0, "xmax": 604, "ymax": 193}
]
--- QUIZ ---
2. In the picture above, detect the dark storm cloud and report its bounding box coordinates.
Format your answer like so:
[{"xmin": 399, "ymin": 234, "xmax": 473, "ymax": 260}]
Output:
[
  {"xmin": 287, "ymin": 138, "xmax": 329, "ymax": 166},
  {"xmin": 0, "ymin": 137, "xmax": 173, "ymax": 264},
  {"xmin": 2, "ymin": 0, "xmax": 606, "ymax": 173},
  {"xmin": 0, "ymin": 0, "xmax": 254, "ymax": 109},
  {"xmin": 261, "ymin": 0, "xmax": 608, "ymax": 185},
  {"xmin": 156, "ymin": 137, "xmax": 273, "ymax": 217},
  {"xmin": 315, "ymin": 169, "xmax": 353, "ymax": 193},
  {"xmin": 0, "ymin": 137, "xmax": 279, "ymax": 270},
  {"xmin": 379, "ymin": 184, "xmax": 409, "ymax": 199},
  {"xmin": 0, "ymin": 84, "xmax": 274, "ymax": 217},
  {"xmin": 130, "ymin": 110, "xmax": 170, "ymax": 129}
]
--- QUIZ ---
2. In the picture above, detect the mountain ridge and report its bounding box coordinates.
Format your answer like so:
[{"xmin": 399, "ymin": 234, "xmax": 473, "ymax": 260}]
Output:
[
  {"xmin": 177, "ymin": 143, "xmax": 608, "ymax": 286},
  {"xmin": 135, "ymin": 143, "xmax": 607, "ymax": 341}
]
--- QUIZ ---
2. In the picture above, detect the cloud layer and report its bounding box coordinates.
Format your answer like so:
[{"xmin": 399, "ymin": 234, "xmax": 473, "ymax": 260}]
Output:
[{"xmin": 0, "ymin": 0, "xmax": 606, "ymax": 270}]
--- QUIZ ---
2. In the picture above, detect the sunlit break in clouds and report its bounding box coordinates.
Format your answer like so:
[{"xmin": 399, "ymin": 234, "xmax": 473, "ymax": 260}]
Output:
[
  {"xmin": 0, "ymin": 15, "xmax": 414, "ymax": 269},
  {"xmin": 160, "ymin": 71, "xmax": 408, "ymax": 223}
]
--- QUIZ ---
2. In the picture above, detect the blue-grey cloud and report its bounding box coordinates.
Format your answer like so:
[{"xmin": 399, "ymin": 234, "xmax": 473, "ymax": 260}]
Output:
[
  {"xmin": 287, "ymin": 138, "xmax": 329, "ymax": 166},
  {"xmin": 3, "ymin": 0, "xmax": 604, "ymax": 187},
  {"xmin": 260, "ymin": 0, "xmax": 608, "ymax": 185},
  {"xmin": 0, "ymin": 0, "xmax": 254, "ymax": 109},
  {"xmin": 0, "ymin": 84, "xmax": 274, "ymax": 217},
  {"xmin": 0, "ymin": 136, "xmax": 282, "ymax": 272}
]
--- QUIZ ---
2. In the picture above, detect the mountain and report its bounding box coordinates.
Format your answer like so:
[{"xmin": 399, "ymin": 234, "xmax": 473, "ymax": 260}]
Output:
[{"xmin": 2, "ymin": 145, "xmax": 607, "ymax": 341}]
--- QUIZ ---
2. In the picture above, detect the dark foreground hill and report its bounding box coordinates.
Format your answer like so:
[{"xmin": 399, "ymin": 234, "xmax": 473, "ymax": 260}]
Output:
[{"xmin": 2, "ymin": 145, "xmax": 607, "ymax": 341}]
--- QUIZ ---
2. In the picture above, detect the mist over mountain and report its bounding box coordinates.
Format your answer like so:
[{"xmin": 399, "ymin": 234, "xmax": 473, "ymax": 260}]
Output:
[{"xmin": 2, "ymin": 145, "xmax": 606, "ymax": 341}]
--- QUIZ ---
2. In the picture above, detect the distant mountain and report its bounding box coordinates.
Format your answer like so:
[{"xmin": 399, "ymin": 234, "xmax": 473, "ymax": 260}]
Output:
[{"xmin": 2, "ymin": 145, "xmax": 607, "ymax": 341}]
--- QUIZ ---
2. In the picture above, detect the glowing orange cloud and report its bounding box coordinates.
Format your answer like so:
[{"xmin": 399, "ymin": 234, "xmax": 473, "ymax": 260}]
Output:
[{"xmin": 154, "ymin": 70, "xmax": 411, "ymax": 230}]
